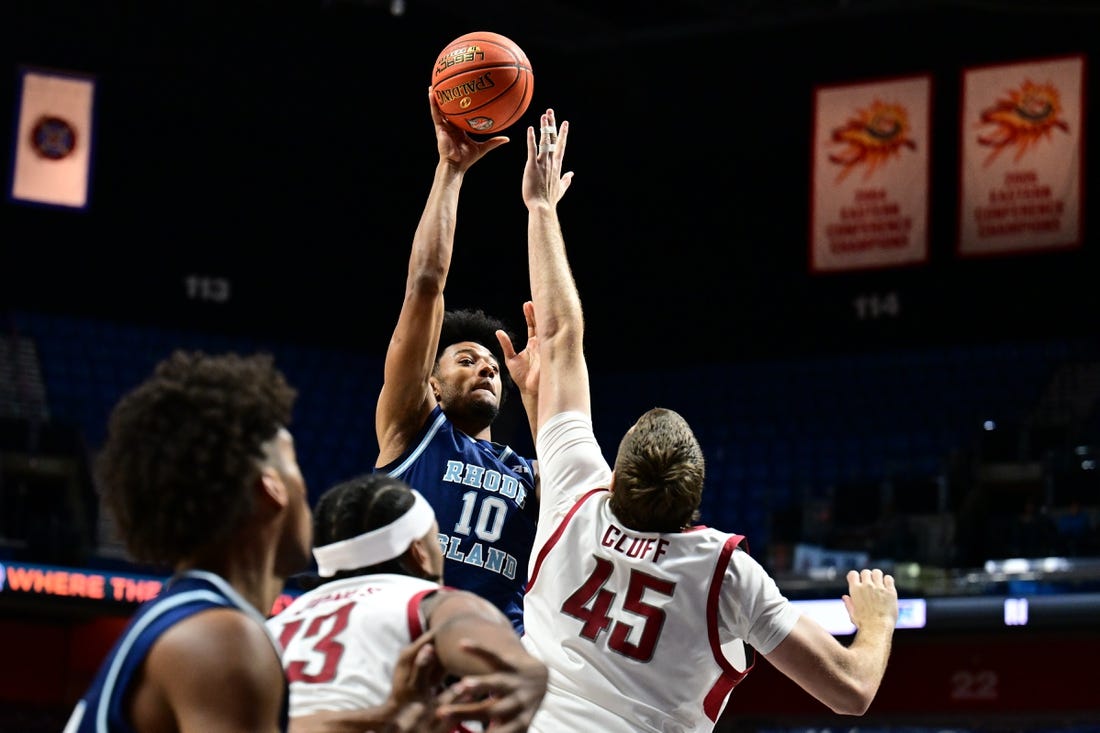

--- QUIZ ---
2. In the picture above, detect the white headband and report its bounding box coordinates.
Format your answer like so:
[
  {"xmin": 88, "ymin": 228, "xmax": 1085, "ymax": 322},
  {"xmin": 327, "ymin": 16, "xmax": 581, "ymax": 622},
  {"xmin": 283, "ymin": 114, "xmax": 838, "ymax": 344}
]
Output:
[{"xmin": 313, "ymin": 490, "xmax": 436, "ymax": 577}]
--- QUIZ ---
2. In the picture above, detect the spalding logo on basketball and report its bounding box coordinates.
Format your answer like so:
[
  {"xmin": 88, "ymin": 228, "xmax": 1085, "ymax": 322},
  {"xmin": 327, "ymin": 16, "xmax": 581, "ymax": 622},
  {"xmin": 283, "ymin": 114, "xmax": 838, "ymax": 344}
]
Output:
[{"xmin": 431, "ymin": 31, "xmax": 534, "ymax": 133}]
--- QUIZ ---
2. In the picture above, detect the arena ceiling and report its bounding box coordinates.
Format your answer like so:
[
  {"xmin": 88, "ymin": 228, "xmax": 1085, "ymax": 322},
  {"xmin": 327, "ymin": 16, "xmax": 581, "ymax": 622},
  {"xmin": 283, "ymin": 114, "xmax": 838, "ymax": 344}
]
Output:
[{"xmin": 338, "ymin": 0, "xmax": 1100, "ymax": 47}]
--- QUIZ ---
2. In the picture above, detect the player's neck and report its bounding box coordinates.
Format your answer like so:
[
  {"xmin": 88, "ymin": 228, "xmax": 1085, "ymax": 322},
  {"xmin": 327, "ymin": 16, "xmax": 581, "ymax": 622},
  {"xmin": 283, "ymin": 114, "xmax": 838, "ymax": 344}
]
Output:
[
  {"xmin": 451, "ymin": 417, "xmax": 492, "ymax": 442},
  {"xmin": 180, "ymin": 542, "xmax": 281, "ymax": 615}
]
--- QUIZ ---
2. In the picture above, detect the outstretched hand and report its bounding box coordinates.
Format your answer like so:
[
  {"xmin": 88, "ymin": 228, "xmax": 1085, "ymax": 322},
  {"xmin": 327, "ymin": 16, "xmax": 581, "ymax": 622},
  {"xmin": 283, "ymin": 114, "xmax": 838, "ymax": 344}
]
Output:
[
  {"xmin": 497, "ymin": 300, "xmax": 539, "ymax": 401},
  {"xmin": 841, "ymin": 568, "xmax": 899, "ymax": 631},
  {"xmin": 428, "ymin": 87, "xmax": 508, "ymax": 171},
  {"xmin": 523, "ymin": 107, "xmax": 573, "ymax": 209},
  {"xmin": 286, "ymin": 634, "xmax": 446, "ymax": 733},
  {"xmin": 391, "ymin": 632, "xmax": 446, "ymax": 705},
  {"xmin": 376, "ymin": 632, "xmax": 448, "ymax": 733}
]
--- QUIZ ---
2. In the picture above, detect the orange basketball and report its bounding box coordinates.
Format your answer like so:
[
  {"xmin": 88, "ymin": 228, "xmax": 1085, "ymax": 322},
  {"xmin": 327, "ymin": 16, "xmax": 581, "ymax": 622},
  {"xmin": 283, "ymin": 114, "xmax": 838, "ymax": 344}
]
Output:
[{"xmin": 431, "ymin": 31, "xmax": 534, "ymax": 134}]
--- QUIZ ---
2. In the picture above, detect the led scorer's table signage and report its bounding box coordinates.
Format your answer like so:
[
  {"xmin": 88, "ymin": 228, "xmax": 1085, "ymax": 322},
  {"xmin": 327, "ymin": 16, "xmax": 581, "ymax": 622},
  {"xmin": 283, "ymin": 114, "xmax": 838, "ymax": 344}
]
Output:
[{"xmin": 0, "ymin": 561, "xmax": 298, "ymax": 614}]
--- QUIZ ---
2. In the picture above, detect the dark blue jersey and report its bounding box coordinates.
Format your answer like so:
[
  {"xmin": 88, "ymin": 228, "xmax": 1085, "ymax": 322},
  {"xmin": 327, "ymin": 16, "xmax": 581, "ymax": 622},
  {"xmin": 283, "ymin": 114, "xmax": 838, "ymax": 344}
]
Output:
[
  {"xmin": 378, "ymin": 405, "xmax": 538, "ymax": 633},
  {"xmin": 62, "ymin": 570, "xmax": 289, "ymax": 733}
]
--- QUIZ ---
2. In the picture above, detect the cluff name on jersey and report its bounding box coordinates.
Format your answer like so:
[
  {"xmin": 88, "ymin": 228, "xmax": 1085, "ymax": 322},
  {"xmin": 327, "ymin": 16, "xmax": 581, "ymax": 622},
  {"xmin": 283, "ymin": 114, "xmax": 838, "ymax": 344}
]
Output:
[{"xmin": 603, "ymin": 523, "xmax": 671, "ymax": 562}]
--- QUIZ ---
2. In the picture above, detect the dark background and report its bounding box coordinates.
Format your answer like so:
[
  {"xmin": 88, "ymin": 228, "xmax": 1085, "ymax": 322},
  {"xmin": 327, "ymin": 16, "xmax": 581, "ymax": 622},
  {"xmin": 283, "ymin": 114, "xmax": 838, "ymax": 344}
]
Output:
[
  {"xmin": 3, "ymin": 0, "xmax": 1098, "ymax": 367},
  {"xmin": 2, "ymin": 4, "xmax": 1100, "ymax": 729}
]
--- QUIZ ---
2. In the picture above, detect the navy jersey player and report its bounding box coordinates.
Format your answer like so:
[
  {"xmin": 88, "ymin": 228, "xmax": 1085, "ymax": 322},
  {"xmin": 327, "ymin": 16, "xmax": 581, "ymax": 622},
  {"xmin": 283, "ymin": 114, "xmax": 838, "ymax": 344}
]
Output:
[
  {"xmin": 63, "ymin": 351, "xmax": 313, "ymax": 733},
  {"xmin": 375, "ymin": 88, "xmax": 540, "ymax": 633},
  {"xmin": 66, "ymin": 571, "xmax": 293, "ymax": 733}
]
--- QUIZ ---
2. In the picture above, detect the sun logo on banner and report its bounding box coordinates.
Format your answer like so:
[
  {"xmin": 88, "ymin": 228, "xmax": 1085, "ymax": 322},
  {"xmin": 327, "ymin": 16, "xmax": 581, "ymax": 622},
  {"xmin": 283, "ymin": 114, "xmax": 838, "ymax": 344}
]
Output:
[
  {"xmin": 976, "ymin": 79, "xmax": 1070, "ymax": 166},
  {"xmin": 828, "ymin": 100, "xmax": 917, "ymax": 183}
]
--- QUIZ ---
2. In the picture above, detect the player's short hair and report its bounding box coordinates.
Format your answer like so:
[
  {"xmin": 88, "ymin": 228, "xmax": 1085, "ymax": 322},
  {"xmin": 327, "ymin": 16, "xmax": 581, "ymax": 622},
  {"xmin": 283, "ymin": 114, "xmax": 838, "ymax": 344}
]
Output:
[
  {"xmin": 610, "ymin": 408, "xmax": 705, "ymax": 533},
  {"xmin": 306, "ymin": 472, "xmax": 421, "ymax": 583},
  {"xmin": 436, "ymin": 308, "xmax": 514, "ymax": 404},
  {"xmin": 97, "ymin": 350, "xmax": 296, "ymax": 567}
]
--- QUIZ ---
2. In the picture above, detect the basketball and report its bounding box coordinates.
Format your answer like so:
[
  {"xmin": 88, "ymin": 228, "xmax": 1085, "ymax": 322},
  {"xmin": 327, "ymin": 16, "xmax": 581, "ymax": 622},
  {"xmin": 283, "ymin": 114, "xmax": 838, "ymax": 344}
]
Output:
[{"xmin": 431, "ymin": 31, "xmax": 534, "ymax": 134}]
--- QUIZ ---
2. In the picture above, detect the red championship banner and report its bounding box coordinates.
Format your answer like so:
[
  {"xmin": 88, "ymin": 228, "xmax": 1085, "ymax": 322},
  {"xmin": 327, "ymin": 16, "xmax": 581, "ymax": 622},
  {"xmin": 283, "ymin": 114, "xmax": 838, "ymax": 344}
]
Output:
[
  {"xmin": 810, "ymin": 74, "xmax": 931, "ymax": 273},
  {"xmin": 9, "ymin": 67, "xmax": 96, "ymax": 209},
  {"xmin": 958, "ymin": 54, "xmax": 1084, "ymax": 257}
]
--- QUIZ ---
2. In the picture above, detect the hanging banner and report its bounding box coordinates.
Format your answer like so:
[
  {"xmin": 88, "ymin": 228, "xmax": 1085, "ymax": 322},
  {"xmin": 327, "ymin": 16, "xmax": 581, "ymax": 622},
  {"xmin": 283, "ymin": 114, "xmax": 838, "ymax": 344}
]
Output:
[
  {"xmin": 810, "ymin": 74, "xmax": 931, "ymax": 273},
  {"xmin": 9, "ymin": 67, "xmax": 96, "ymax": 209},
  {"xmin": 958, "ymin": 54, "xmax": 1084, "ymax": 257}
]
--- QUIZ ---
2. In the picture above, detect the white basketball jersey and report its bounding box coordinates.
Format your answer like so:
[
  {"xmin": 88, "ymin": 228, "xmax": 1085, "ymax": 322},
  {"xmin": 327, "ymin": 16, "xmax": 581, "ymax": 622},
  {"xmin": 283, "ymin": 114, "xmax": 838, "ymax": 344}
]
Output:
[
  {"xmin": 266, "ymin": 573, "xmax": 439, "ymax": 715},
  {"xmin": 523, "ymin": 491, "xmax": 751, "ymax": 732},
  {"xmin": 523, "ymin": 411, "xmax": 801, "ymax": 733}
]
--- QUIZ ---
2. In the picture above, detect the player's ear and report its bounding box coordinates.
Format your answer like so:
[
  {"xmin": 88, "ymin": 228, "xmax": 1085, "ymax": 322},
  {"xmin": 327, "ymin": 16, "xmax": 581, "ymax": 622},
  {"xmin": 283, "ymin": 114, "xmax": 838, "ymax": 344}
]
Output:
[
  {"xmin": 405, "ymin": 539, "xmax": 433, "ymax": 578},
  {"xmin": 608, "ymin": 472, "xmax": 617, "ymax": 494},
  {"xmin": 258, "ymin": 468, "xmax": 289, "ymax": 510}
]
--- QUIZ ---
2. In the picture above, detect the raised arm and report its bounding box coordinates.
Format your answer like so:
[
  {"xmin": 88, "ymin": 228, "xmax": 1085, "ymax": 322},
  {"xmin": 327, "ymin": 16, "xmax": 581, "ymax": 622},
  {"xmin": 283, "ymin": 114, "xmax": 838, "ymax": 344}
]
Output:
[
  {"xmin": 522, "ymin": 108, "xmax": 587, "ymax": 428},
  {"xmin": 764, "ymin": 568, "xmax": 898, "ymax": 715},
  {"xmin": 375, "ymin": 88, "xmax": 509, "ymax": 467}
]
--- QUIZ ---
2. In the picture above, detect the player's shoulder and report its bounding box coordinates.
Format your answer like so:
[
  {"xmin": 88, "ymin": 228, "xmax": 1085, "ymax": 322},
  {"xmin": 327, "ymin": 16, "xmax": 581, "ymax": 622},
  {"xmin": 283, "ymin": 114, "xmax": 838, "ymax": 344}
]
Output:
[
  {"xmin": 163, "ymin": 606, "xmax": 274, "ymax": 657},
  {"xmin": 424, "ymin": 586, "xmax": 507, "ymax": 623},
  {"xmin": 147, "ymin": 606, "xmax": 282, "ymax": 692},
  {"xmin": 143, "ymin": 607, "xmax": 285, "ymax": 728}
]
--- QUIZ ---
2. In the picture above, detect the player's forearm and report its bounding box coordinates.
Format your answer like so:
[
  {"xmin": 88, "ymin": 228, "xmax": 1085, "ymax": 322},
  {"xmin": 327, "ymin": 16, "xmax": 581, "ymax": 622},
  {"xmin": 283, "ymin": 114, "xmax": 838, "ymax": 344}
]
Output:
[
  {"xmin": 766, "ymin": 614, "xmax": 895, "ymax": 716},
  {"xmin": 840, "ymin": 620, "xmax": 895, "ymax": 711},
  {"xmin": 408, "ymin": 161, "xmax": 464, "ymax": 285},
  {"xmin": 528, "ymin": 206, "xmax": 582, "ymax": 344},
  {"xmin": 814, "ymin": 622, "xmax": 895, "ymax": 715},
  {"xmin": 521, "ymin": 389, "xmax": 539, "ymax": 445}
]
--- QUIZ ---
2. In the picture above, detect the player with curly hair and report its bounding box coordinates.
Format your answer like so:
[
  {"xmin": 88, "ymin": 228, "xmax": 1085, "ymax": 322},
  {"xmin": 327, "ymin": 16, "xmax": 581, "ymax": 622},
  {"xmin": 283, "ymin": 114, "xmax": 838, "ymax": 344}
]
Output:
[
  {"xmin": 64, "ymin": 350, "xmax": 313, "ymax": 732},
  {"xmin": 374, "ymin": 89, "xmax": 541, "ymax": 634}
]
